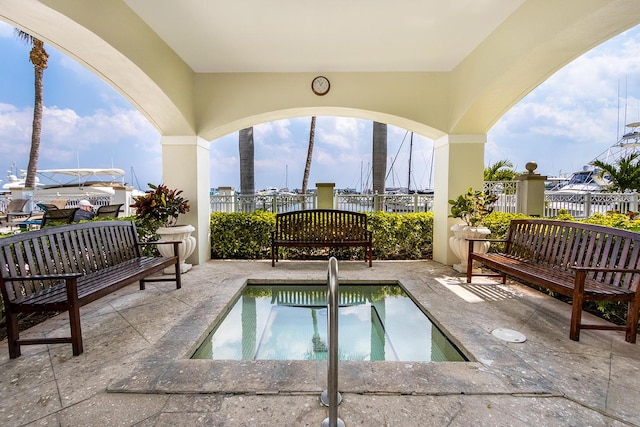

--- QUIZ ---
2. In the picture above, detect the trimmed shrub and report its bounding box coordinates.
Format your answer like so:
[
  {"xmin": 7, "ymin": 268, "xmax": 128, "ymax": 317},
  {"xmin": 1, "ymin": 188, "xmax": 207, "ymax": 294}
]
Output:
[
  {"xmin": 210, "ymin": 211, "xmax": 275, "ymax": 259},
  {"xmin": 209, "ymin": 211, "xmax": 433, "ymax": 261},
  {"xmin": 367, "ymin": 211, "xmax": 433, "ymax": 259}
]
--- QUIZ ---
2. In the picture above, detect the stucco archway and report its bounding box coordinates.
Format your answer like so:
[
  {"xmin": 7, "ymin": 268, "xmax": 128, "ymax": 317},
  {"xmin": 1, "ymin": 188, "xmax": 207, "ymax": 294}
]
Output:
[{"xmin": 2, "ymin": 0, "xmax": 640, "ymax": 266}]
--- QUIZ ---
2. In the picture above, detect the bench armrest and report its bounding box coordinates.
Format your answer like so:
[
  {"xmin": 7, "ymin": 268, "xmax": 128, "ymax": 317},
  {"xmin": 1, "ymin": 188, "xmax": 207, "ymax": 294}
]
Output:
[
  {"xmin": 2, "ymin": 273, "xmax": 83, "ymax": 282},
  {"xmin": 3, "ymin": 274, "xmax": 82, "ymax": 306},
  {"xmin": 138, "ymin": 240, "xmax": 182, "ymax": 257},
  {"xmin": 467, "ymin": 238, "xmax": 507, "ymax": 256}
]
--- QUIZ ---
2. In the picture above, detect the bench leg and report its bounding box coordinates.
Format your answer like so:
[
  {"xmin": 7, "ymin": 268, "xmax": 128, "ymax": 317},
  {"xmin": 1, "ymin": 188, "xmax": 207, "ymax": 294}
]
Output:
[
  {"xmin": 68, "ymin": 306, "xmax": 83, "ymax": 356},
  {"xmin": 626, "ymin": 299, "xmax": 639, "ymax": 343},
  {"xmin": 272, "ymin": 244, "xmax": 277, "ymax": 267},
  {"xmin": 65, "ymin": 278, "xmax": 84, "ymax": 356},
  {"xmin": 368, "ymin": 245, "xmax": 372, "ymax": 267},
  {"xmin": 175, "ymin": 256, "xmax": 182, "ymax": 289},
  {"xmin": 570, "ymin": 271, "xmax": 586, "ymax": 341},
  {"xmin": 569, "ymin": 301, "xmax": 583, "ymax": 341},
  {"xmin": 7, "ymin": 311, "xmax": 21, "ymax": 359}
]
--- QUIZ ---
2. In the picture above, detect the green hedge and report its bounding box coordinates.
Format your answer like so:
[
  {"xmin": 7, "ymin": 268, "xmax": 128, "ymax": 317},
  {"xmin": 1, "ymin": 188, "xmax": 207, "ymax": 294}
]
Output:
[
  {"xmin": 210, "ymin": 211, "xmax": 434, "ymax": 260},
  {"xmin": 368, "ymin": 211, "xmax": 433, "ymax": 259},
  {"xmin": 210, "ymin": 211, "xmax": 276, "ymax": 259}
]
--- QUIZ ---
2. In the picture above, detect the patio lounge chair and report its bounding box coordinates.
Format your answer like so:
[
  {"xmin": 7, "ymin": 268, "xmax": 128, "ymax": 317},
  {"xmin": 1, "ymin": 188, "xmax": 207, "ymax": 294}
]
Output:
[
  {"xmin": 51, "ymin": 198, "xmax": 68, "ymax": 209},
  {"xmin": 95, "ymin": 203, "xmax": 123, "ymax": 219},
  {"xmin": 16, "ymin": 203, "xmax": 57, "ymax": 230},
  {"xmin": 36, "ymin": 203, "xmax": 59, "ymax": 212},
  {"xmin": 41, "ymin": 208, "xmax": 79, "ymax": 227},
  {"xmin": 0, "ymin": 199, "xmax": 30, "ymax": 225}
]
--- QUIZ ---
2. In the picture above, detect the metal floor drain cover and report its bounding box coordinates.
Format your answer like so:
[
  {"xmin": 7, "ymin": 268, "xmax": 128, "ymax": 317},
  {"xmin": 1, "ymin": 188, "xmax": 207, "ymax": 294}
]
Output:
[{"xmin": 491, "ymin": 328, "xmax": 526, "ymax": 343}]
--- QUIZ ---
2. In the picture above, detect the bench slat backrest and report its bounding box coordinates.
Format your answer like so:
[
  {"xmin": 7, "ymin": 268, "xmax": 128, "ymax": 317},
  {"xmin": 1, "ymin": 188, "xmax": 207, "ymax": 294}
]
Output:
[
  {"xmin": 506, "ymin": 219, "xmax": 640, "ymax": 291},
  {"xmin": 0, "ymin": 221, "xmax": 142, "ymax": 302},
  {"xmin": 274, "ymin": 209, "xmax": 368, "ymax": 242}
]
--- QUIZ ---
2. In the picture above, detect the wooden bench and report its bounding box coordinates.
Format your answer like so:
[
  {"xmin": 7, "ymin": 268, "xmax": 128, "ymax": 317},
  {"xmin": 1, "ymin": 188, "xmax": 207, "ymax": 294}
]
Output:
[
  {"xmin": 467, "ymin": 219, "xmax": 640, "ymax": 343},
  {"xmin": 271, "ymin": 209, "xmax": 373, "ymax": 267},
  {"xmin": 0, "ymin": 220, "xmax": 182, "ymax": 358}
]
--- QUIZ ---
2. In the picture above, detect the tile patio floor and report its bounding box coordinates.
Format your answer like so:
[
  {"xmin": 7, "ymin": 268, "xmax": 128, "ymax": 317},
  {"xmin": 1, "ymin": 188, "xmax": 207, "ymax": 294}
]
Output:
[{"xmin": 1, "ymin": 260, "xmax": 639, "ymax": 426}]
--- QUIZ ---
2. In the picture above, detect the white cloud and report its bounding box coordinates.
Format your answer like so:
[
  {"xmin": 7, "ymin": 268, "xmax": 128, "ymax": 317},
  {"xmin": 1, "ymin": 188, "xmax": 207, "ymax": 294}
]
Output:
[
  {"xmin": 488, "ymin": 25, "xmax": 640, "ymax": 177},
  {"xmin": 317, "ymin": 117, "xmax": 365, "ymax": 150},
  {"xmin": 0, "ymin": 102, "xmax": 161, "ymax": 185},
  {"xmin": 255, "ymin": 119, "xmax": 292, "ymax": 140}
]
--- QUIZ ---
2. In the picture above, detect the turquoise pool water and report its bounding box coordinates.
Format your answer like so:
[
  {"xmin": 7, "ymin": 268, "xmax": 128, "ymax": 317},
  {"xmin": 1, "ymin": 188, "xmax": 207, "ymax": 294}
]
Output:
[{"xmin": 192, "ymin": 284, "xmax": 466, "ymax": 362}]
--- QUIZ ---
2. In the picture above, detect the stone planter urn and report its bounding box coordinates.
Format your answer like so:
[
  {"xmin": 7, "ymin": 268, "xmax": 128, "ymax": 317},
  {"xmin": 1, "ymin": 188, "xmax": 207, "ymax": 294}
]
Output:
[
  {"xmin": 449, "ymin": 224, "xmax": 491, "ymax": 274},
  {"xmin": 156, "ymin": 224, "xmax": 196, "ymax": 274}
]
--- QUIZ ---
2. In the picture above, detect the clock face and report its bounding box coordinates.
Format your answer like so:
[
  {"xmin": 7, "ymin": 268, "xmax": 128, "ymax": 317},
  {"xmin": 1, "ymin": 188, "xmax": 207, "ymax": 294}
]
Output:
[{"xmin": 312, "ymin": 76, "xmax": 330, "ymax": 96}]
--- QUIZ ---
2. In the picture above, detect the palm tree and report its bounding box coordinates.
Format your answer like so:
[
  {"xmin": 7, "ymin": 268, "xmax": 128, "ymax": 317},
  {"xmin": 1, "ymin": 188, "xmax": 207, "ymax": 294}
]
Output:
[
  {"xmin": 15, "ymin": 30, "xmax": 49, "ymax": 189},
  {"xmin": 484, "ymin": 159, "xmax": 516, "ymax": 181},
  {"xmin": 372, "ymin": 122, "xmax": 387, "ymax": 210},
  {"xmin": 301, "ymin": 116, "xmax": 316, "ymax": 196},
  {"xmin": 592, "ymin": 153, "xmax": 640, "ymax": 192},
  {"xmin": 239, "ymin": 127, "xmax": 255, "ymax": 211}
]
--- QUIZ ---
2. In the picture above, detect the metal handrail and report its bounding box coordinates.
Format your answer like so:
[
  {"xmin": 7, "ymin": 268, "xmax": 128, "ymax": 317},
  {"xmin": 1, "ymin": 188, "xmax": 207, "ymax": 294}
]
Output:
[{"xmin": 321, "ymin": 257, "xmax": 344, "ymax": 427}]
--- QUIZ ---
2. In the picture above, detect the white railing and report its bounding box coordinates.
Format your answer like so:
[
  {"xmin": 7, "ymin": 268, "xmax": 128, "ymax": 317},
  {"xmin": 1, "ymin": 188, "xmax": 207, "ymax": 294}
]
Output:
[
  {"xmin": 336, "ymin": 193, "xmax": 433, "ymax": 213},
  {"xmin": 211, "ymin": 193, "xmax": 316, "ymax": 213},
  {"xmin": 484, "ymin": 181, "xmax": 518, "ymax": 214},
  {"xmin": 211, "ymin": 185, "xmax": 639, "ymax": 219},
  {"xmin": 1, "ymin": 189, "xmax": 132, "ymax": 218},
  {"xmin": 544, "ymin": 192, "xmax": 639, "ymax": 218},
  {"xmin": 31, "ymin": 194, "xmax": 115, "ymax": 209},
  {"xmin": 211, "ymin": 192, "xmax": 434, "ymax": 214}
]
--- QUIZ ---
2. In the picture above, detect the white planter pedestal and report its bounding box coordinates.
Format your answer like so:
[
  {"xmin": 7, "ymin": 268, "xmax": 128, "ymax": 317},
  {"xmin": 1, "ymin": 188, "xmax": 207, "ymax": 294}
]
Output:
[
  {"xmin": 449, "ymin": 224, "xmax": 491, "ymax": 274},
  {"xmin": 156, "ymin": 225, "xmax": 196, "ymax": 274}
]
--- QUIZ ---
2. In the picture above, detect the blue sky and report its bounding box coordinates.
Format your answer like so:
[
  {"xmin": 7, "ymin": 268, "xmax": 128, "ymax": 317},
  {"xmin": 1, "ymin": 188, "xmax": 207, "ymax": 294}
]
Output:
[{"xmin": 1, "ymin": 21, "xmax": 640, "ymax": 192}]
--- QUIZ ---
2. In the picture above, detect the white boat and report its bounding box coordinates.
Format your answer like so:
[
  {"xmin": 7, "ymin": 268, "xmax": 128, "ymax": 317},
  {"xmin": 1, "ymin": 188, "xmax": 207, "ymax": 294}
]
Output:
[
  {"xmin": 593, "ymin": 121, "xmax": 640, "ymax": 165},
  {"xmin": 549, "ymin": 166, "xmax": 610, "ymax": 194},
  {"xmin": 2, "ymin": 167, "xmax": 143, "ymax": 197},
  {"xmin": 546, "ymin": 122, "xmax": 640, "ymax": 194}
]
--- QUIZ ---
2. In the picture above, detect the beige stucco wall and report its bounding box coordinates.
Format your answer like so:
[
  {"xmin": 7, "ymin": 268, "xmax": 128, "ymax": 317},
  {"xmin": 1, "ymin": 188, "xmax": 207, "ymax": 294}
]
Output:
[{"xmin": 193, "ymin": 72, "xmax": 450, "ymax": 141}]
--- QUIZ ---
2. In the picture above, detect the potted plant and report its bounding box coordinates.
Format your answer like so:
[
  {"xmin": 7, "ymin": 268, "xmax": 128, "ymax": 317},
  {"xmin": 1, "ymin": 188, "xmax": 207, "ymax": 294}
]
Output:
[
  {"xmin": 131, "ymin": 183, "xmax": 196, "ymax": 273},
  {"xmin": 448, "ymin": 187, "xmax": 498, "ymax": 273}
]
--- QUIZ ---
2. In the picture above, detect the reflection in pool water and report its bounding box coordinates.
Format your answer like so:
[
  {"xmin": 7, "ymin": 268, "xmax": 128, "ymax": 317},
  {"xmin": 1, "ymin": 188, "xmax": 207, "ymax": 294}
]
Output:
[{"xmin": 192, "ymin": 284, "xmax": 466, "ymax": 362}]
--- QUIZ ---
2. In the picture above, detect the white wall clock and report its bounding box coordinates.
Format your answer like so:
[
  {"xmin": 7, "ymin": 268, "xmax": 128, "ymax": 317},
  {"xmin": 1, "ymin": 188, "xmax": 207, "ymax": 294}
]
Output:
[{"xmin": 311, "ymin": 76, "xmax": 330, "ymax": 96}]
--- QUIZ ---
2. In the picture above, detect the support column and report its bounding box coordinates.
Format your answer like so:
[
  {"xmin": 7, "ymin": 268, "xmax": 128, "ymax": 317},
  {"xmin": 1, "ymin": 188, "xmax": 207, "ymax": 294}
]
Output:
[
  {"xmin": 432, "ymin": 134, "xmax": 486, "ymax": 266},
  {"xmin": 515, "ymin": 161, "xmax": 547, "ymax": 216},
  {"xmin": 161, "ymin": 136, "xmax": 211, "ymax": 266},
  {"xmin": 316, "ymin": 183, "xmax": 335, "ymax": 209}
]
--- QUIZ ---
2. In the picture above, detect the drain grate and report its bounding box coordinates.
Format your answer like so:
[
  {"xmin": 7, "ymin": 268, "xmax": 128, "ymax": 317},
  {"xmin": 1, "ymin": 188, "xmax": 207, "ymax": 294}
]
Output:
[{"xmin": 491, "ymin": 328, "xmax": 526, "ymax": 343}]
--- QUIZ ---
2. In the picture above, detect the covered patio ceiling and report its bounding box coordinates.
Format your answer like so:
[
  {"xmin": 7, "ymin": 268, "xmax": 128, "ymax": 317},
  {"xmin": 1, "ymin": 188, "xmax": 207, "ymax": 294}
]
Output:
[
  {"xmin": 2, "ymin": 1, "xmax": 640, "ymax": 139},
  {"xmin": 123, "ymin": 0, "xmax": 525, "ymax": 73}
]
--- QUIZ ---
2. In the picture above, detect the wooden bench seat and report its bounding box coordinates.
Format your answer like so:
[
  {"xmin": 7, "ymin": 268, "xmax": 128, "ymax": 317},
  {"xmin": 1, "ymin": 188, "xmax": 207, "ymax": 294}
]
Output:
[
  {"xmin": 0, "ymin": 220, "xmax": 181, "ymax": 358},
  {"xmin": 467, "ymin": 219, "xmax": 640, "ymax": 343},
  {"xmin": 271, "ymin": 209, "xmax": 373, "ymax": 267}
]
